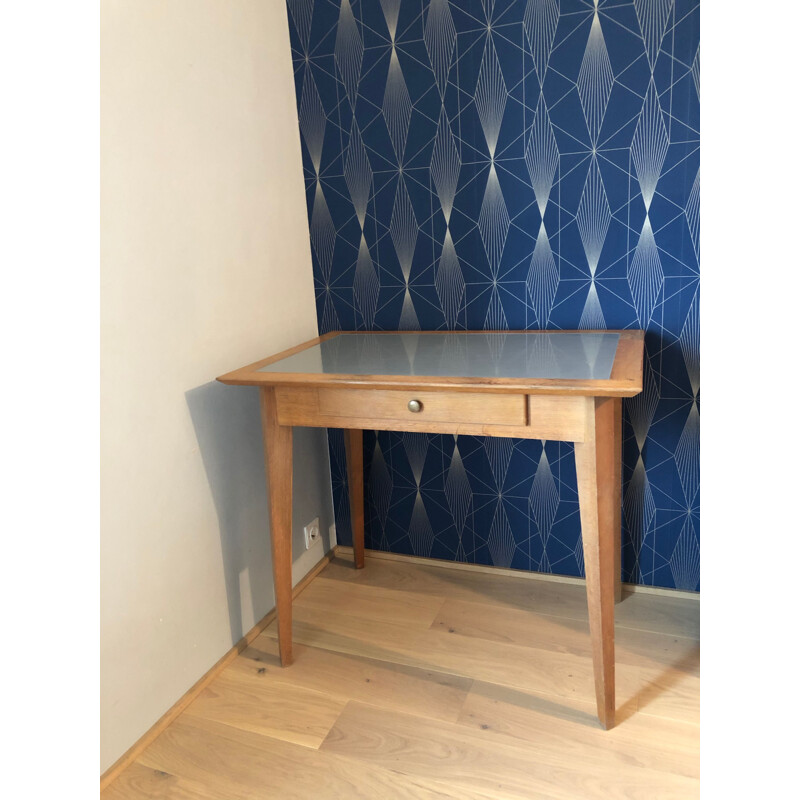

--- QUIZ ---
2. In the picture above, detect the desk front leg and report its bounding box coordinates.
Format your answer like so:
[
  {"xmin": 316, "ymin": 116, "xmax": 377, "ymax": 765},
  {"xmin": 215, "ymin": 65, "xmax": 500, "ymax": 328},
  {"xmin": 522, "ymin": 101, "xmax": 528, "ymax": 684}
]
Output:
[
  {"xmin": 613, "ymin": 397, "xmax": 623, "ymax": 603},
  {"xmin": 259, "ymin": 387, "xmax": 293, "ymax": 667},
  {"xmin": 575, "ymin": 396, "xmax": 616, "ymax": 729}
]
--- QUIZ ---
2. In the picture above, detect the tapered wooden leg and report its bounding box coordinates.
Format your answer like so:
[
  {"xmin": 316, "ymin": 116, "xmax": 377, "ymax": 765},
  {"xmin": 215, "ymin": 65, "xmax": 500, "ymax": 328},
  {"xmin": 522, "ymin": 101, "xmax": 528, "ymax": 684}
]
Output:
[
  {"xmin": 344, "ymin": 429, "xmax": 365, "ymax": 569},
  {"xmin": 613, "ymin": 397, "xmax": 623, "ymax": 604},
  {"xmin": 259, "ymin": 387, "xmax": 293, "ymax": 667},
  {"xmin": 574, "ymin": 397, "xmax": 616, "ymax": 729}
]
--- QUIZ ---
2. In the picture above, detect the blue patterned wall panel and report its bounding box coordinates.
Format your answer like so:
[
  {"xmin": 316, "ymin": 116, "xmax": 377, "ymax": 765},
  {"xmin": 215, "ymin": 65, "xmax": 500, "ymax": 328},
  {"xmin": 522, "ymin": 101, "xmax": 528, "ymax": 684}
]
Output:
[{"xmin": 284, "ymin": 0, "xmax": 699, "ymax": 590}]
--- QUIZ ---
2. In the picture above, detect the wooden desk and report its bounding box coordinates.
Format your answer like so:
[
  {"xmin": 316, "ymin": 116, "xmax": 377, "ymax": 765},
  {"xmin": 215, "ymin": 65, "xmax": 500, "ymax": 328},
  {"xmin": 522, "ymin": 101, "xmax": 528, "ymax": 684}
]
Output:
[{"xmin": 218, "ymin": 330, "xmax": 644, "ymax": 729}]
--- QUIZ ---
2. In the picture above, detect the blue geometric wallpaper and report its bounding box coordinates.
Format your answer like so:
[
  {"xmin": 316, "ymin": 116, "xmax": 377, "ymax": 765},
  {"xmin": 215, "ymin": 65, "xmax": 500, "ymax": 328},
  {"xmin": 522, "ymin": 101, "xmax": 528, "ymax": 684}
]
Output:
[{"xmin": 284, "ymin": 0, "xmax": 699, "ymax": 590}]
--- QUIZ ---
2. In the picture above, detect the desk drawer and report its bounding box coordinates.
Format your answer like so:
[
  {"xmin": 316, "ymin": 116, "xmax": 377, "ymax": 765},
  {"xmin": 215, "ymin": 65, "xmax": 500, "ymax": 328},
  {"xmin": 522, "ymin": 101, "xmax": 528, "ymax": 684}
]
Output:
[{"xmin": 275, "ymin": 387, "xmax": 527, "ymax": 428}]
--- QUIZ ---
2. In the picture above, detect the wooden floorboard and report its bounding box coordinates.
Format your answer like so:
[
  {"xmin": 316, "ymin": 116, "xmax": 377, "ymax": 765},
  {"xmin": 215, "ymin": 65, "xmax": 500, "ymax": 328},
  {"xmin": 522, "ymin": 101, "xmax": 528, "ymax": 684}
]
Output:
[
  {"xmin": 103, "ymin": 554, "xmax": 700, "ymax": 799},
  {"xmin": 321, "ymin": 557, "xmax": 700, "ymax": 638},
  {"xmin": 230, "ymin": 636, "xmax": 473, "ymax": 724},
  {"xmin": 181, "ymin": 668, "xmax": 347, "ymax": 748},
  {"xmin": 431, "ymin": 598, "xmax": 700, "ymax": 674},
  {"xmin": 264, "ymin": 604, "xmax": 699, "ymax": 725},
  {"xmin": 321, "ymin": 700, "xmax": 698, "ymax": 800}
]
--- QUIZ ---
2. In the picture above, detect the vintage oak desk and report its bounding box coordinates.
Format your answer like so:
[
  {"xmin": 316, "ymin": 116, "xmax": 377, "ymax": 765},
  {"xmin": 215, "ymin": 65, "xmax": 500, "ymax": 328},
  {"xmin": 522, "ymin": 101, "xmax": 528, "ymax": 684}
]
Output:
[{"xmin": 218, "ymin": 330, "xmax": 644, "ymax": 729}]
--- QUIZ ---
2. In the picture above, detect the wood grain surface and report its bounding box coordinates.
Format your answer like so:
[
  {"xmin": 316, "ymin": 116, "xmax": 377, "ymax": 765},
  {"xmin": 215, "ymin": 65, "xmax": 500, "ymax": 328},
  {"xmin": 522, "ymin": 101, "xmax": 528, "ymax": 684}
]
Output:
[{"xmin": 104, "ymin": 553, "xmax": 699, "ymax": 799}]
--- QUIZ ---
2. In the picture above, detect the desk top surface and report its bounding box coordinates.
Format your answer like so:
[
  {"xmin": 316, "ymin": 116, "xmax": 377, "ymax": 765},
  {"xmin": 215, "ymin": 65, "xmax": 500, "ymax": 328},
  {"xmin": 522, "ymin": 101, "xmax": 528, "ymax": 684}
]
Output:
[
  {"xmin": 218, "ymin": 330, "xmax": 645, "ymax": 396},
  {"xmin": 259, "ymin": 332, "xmax": 618, "ymax": 380}
]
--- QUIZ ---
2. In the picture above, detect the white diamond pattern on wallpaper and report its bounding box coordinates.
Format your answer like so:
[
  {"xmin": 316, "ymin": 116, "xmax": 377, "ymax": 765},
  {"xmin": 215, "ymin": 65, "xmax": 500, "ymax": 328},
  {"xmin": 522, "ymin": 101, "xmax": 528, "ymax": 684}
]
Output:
[
  {"xmin": 523, "ymin": 0, "xmax": 559, "ymax": 85},
  {"xmin": 479, "ymin": 165, "xmax": 510, "ymax": 277},
  {"xmin": 379, "ymin": 0, "xmax": 401, "ymax": 40},
  {"xmin": 310, "ymin": 183, "xmax": 336, "ymax": 283},
  {"xmin": 430, "ymin": 108, "xmax": 461, "ymax": 224},
  {"xmin": 383, "ymin": 49, "xmax": 412, "ymax": 162},
  {"xmin": 692, "ymin": 45, "xmax": 700, "ymax": 100},
  {"xmin": 675, "ymin": 400, "xmax": 699, "ymax": 505},
  {"xmin": 686, "ymin": 168, "xmax": 700, "ymax": 262},
  {"xmin": 328, "ymin": 422, "xmax": 347, "ymax": 483},
  {"xmin": 577, "ymin": 12, "xmax": 613, "ymax": 145},
  {"xmin": 670, "ymin": 517, "xmax": 700, "ymax": 591},
  {"xmin": 629, "ymin": 216, "xmax": 664, "ymax": 326},
  {"xmin": 525, "ymin": 96, "xmax": 559, "ymax": 216},
  {"xmin": 435, "ymin": 229, "xmax": 465, "ymax": 328},
  {"xmin": 527, "ymin": 223, "xmax": 558, "ymax": 327},
  {"xmin": 488, "ymin": 501, "xmax": 515, "ymax": 568},
  {"xmin": 328, "ymin": 426, "xmax": 349, "ymax": 527},
  {"xmin": 403, "ymin": 432, "xmax": 429, "ymax": 487},
  {"xmin": 445, "ymin": 440, "xmax": 472, "ymax": 535},
  {"xmin": 634, "ymin": 0, "xmax": 674, "ymax": 72},
  {"xmin": 344, "ymin": 122, "xmax": 372, "ymax": 230},
  {"xmin": 484, "ymin": 436, "xmax": 514, "ymax": 490},
  {"xmin": 354, "ymin": 235, "xmax": 379, "ymax": 328},
  {"xmin": 627, "ymin": 352, "xmax": 660, "ymax": 451},
  {"xmin": 424, "ymin": 0, "xmax": 457, "ymax": 99},
  {"xmin": 399, "ymin": 288, "xmax": 421, "ymax": 330},
  {"xmin": 624, "ymin": 456, "xmax": 656, "ymax": 548},
  {"xmin": 287, "ymin": 0, "xmax": 314, "ymax": 52},
  {"xmin": 390, "ymin": 177, "xmax": 418, "ymax": 282},
  {"xmin": 474, "ymin": 36, "xmax": 507, "ymax": 157},
  {"xmin": 334, "ymin": 0, "xmax": 363, "ymax": 109},
  {"xmin": 579, "ymin": 281, "xmax": 606, "ymax": 329},
  {"xmin": 576, "ymin": 157, "xmax": 611, "ymax": 275},
  {"xmin": 320, "ymin": 292, "xmax": 340, "ymax": 333},
  {"xmin": 298, "ymin": 69, "xmax": 326, "ymax": 175},
  {"xmin": 369, "ymin": 438, "xmax": 393, "ymax": 531},
  {"xmin": 530, "ymin": 448, "xmax": 559, "ymax": 543},
  {"xmin": 409, "ymin": 492, "xmax": 435, "ymax": 557},
  {"xmin": 631, "ymin": 81, "xmax": 669, "ymax": 211},
  {"xmin": 573, "ymin": 534, "xmax": 585, "ymax": 575},
  {"xmin": 485, "ymin": 286, "xmax": 508, "ymax": 330},
  {"xmin": 525, "ymin": 92, "xmax": 559, "ymax": 329},
  {"xmin": 680, "ymin": 290, "xmax": 699, "ymax": 397}
]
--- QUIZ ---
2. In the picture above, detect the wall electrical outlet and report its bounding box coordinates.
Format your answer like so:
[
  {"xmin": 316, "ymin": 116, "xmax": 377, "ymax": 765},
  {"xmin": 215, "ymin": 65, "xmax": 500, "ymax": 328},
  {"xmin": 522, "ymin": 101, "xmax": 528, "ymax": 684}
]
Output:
[{"xmin": 303, "ymin": 517, "xmax": 320, "ymax": 550}]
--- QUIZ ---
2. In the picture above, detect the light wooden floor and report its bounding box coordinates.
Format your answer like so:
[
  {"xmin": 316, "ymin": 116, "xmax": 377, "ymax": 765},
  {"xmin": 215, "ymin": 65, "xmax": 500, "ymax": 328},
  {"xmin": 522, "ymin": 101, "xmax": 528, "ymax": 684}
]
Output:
[{"xmin": 104, "ymin": 555, "xmax": 700, "ymax": 800}]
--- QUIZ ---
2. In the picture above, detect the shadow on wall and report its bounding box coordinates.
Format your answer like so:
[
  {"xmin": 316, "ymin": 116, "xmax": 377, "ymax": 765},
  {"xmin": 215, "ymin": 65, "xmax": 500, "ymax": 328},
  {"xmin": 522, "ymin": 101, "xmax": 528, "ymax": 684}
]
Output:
[
  {"xmin": 186, "ymin": 381, "xmax": 336, "ymax": 646},
  {"xmin": 185, "ymin": 382, "xmax": 274, "ymax": 647}
]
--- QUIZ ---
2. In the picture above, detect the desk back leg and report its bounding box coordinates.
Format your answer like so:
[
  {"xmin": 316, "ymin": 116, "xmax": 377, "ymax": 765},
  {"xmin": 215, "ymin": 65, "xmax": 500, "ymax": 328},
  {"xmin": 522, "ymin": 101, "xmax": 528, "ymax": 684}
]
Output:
[
  {"xmin": 260, "ymin": 387, "xmax": 293, "ymax": 666},
  {"xmin": 575, "ymin": 397, "xmax": 616, "ymax": 729},
  {"xmin": 345, "ymin": 429, "xmax": 365, "ymax": 569}
]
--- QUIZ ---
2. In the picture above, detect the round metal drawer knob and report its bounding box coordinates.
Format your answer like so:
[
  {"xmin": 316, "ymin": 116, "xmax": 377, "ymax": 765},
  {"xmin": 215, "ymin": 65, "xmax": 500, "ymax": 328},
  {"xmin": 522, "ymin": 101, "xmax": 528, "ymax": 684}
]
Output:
[{"xmin": 407, "ymin": 399, "xmax": 422, "ymax": 413}]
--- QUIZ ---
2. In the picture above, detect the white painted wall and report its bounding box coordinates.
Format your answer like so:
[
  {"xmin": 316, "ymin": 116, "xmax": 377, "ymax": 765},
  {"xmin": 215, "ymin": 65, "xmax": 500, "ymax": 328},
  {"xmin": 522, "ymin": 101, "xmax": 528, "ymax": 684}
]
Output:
[{"xmin": 100, "ymin": 0, "xmax": 333, "ymax": 773}]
